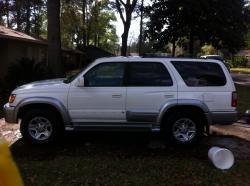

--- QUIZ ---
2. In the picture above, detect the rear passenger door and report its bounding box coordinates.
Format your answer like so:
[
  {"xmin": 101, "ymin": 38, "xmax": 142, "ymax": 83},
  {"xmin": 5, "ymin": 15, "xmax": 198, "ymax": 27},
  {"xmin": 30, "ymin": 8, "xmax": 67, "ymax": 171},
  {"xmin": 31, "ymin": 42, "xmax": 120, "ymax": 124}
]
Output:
[
  {"xmin": 125, "ymin": 61, "xmax": 177, "ymax": 123},
  {"xmin": 171, "ymin": 61, "xmax": 232, "ymax": 111}
]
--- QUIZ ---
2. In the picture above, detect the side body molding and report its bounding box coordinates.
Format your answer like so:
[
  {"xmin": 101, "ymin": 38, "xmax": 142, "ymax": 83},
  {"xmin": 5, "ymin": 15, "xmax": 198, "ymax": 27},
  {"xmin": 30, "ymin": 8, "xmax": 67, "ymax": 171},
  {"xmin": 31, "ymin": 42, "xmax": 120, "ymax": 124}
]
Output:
[
  {"xmin": 15, "ymin": 97, "xmax": 71, "ymax": 125},
  {"xmin": 157, "ymin": 99, "xmax": 210, "ymax": 124}
]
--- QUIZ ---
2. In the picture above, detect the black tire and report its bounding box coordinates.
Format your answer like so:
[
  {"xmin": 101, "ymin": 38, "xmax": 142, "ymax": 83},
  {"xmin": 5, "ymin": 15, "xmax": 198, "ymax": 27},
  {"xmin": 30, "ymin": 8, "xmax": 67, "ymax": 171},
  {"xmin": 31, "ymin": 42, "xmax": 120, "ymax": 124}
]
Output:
[
  {"xmin": 162, "ymin": 111, "xmax": 204, "ymax": 146},
  {"xmin": 20, "ymin": 109, "xmax": 63, "ymax": 144}
]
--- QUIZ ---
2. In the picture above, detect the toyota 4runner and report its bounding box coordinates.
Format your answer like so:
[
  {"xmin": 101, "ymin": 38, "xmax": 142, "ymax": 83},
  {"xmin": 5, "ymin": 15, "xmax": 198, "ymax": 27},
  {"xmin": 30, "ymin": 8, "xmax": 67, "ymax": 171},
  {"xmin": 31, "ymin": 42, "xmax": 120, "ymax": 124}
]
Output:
[{"xmin": 3, "ymin": 57, "xmax": 238, "ymax": 145}]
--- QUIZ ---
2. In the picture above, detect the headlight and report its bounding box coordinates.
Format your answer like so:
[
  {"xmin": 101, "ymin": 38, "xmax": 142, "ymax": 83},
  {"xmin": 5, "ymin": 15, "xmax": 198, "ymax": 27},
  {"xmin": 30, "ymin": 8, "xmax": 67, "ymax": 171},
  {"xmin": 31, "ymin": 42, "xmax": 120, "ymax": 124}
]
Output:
[{"xmin": 8, "ymin": 94, "xmax": 16, "ymax": 103}]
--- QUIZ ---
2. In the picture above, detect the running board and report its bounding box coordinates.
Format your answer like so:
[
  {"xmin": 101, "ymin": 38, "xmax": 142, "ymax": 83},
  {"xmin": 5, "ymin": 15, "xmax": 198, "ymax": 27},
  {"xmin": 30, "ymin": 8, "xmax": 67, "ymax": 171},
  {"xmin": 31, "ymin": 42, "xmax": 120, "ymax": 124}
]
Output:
[{"xmin": 65, "ymin": 122, "xmax": 160, "ymax": 132}]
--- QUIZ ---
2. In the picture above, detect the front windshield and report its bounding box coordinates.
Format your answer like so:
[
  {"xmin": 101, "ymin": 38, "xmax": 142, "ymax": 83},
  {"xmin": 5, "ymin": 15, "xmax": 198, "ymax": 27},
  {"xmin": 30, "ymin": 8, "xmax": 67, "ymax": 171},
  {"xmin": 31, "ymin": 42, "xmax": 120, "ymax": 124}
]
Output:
[{"xmin": 64, "ymin": 63, "xmax": 92, "ymax": 84}]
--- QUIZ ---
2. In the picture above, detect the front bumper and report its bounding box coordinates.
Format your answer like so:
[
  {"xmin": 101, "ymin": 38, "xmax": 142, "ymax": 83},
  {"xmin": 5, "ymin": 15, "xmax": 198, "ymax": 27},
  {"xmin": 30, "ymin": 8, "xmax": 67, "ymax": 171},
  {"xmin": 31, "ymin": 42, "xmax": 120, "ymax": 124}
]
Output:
[
  {"xmin": 3, "ymin": 103, "xmax": 17, "ymax": 123},
  {"xmin": 206, "ymin": 111, "xmax": 238, "ymax": 125}
]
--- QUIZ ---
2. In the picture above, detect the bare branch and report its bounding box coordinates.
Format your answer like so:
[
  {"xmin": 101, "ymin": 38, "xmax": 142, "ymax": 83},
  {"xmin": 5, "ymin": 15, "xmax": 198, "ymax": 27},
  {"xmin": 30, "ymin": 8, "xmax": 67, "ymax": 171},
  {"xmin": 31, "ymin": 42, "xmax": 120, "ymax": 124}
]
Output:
[
  {"xmin": 116, "ymin": 0, "xmax": 125, "ymax": 24},
  {"xmin": 119, "ymin": 0, "xmax": 126, "ymax": 7},
  {"xmin": 131, "ymin": 0, "xmax": 138, "ymax": 10}
]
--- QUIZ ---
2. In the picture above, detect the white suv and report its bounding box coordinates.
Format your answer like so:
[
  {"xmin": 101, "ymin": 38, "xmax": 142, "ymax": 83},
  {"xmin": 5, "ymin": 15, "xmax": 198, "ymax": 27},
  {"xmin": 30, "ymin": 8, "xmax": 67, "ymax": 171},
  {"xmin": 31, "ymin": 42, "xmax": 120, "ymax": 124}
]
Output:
[{"xmin": 3, "ymin": 57, "xmax": 238, "ymax": 145}]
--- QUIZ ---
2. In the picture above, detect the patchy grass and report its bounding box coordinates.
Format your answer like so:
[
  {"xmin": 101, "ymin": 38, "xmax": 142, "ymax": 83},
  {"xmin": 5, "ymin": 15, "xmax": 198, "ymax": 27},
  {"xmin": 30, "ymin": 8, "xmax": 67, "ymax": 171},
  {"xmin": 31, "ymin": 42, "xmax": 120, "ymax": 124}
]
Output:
[
  {"xmin": 10, "ymin": 134, "xmax": 250, "ymax": 186},
  {"xmin": 236, "ymin": 84, "xmax": 250, "ymax": 116},
  {"xmin": 231, "ymin": 68, "xmax": 250, "ymax": 74}
]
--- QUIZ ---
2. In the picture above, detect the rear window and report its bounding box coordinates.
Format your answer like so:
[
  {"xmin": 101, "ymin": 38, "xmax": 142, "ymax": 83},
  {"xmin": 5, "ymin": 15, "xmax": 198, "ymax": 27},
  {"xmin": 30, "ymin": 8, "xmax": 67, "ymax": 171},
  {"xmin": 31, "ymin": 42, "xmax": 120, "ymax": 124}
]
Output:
[{"xmin": 171, "ymin": 61, "xmax": 226, "ymax": 86}]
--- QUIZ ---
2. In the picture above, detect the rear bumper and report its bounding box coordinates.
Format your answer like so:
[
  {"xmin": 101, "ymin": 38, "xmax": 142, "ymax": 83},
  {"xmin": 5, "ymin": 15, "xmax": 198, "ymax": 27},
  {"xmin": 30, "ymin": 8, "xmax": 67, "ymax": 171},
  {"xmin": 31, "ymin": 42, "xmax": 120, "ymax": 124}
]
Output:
[
  {"xmin": 206, "ymin": 111, "xmax": 238, "ymax": 125},
  {"xmin": 3, "ymin": 103, "xmax": 17, "ymax": 123}
]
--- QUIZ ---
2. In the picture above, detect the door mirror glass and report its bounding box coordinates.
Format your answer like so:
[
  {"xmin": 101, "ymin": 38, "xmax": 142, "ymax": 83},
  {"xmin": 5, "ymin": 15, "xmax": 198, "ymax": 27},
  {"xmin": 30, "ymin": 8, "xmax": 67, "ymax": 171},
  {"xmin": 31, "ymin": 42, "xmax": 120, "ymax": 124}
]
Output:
[{"xmin": 77, "ymin": 77, "xmax": 85, "ymax": 87}]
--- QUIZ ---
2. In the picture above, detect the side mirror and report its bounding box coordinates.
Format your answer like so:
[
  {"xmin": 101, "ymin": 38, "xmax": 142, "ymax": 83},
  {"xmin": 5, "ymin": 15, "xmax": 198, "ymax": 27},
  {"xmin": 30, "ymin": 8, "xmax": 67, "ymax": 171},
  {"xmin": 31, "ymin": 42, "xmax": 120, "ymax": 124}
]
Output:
[{"xmin": 77, "ymin": 77, "xmax": 85, "ymax": 87}]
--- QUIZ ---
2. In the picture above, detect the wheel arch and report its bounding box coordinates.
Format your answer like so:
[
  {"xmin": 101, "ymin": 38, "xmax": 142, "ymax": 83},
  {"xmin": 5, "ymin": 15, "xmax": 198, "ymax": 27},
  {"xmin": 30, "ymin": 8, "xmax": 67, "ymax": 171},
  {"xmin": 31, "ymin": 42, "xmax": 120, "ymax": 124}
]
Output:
[
  {"xmin": 16, "ymin": 97, "xmax": 70, "ymax": 126},
  {"xmin": 158, "ymin": 99, "xmax": 210, "ymax": 131}
]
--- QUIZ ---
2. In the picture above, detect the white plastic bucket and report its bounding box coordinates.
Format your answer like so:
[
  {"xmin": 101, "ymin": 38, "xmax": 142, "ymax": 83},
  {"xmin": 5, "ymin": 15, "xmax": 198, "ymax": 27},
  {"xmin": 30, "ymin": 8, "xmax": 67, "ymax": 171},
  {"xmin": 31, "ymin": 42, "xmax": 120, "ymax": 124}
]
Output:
[{"xmin": 208, "ymin": 146, "xmax": 234, "ymax": 170}]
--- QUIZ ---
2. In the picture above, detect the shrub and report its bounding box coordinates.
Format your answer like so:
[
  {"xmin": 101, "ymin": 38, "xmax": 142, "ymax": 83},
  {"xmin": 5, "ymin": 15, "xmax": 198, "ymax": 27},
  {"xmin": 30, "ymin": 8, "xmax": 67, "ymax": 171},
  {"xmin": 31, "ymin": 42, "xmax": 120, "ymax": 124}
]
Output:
[
  {"xmin": 229, "ymin": 56, "xmax": 249, "ymax": 68},
  {"xmin": 4, "ymin": 58, "xmax": 51, "ymax": 91}
]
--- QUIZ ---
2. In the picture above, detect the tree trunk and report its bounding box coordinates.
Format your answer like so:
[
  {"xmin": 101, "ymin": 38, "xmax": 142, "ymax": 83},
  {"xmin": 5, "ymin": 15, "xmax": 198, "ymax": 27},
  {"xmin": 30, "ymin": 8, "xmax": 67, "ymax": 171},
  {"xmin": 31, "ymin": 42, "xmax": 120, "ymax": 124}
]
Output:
[
  {"xmin": 33, "ymin": 4, "xmax": 42, "ymax": 37},
  {"xmin": 82, "ymin": 0, "xmax": 87, "ymax": 47},
  {"xmin": 25, "ymin": 1, "xmax": 31, "ymax": 34},
  {"xmin": 116, "ymin": 0, "xmax": 137, "ymax": 56},
  {"xmin": 121, "ymin": 25, "xmax": 130, "ymax": 56},
  {"xmin": 121, "ymin": 13, "xmax": 131, "ymax": 56},
  {"xmin": 5, "ymin": 0, "xmax": 10, "ymax": 27},
  {"xmin": 189, "ymin": 29, "xmax": 194, "ymax": 57},
  {"xmin": 172, "ymin": 39, "xmax": 176, "ymax": 57},
  {"xmin": 47, "ymin": 0, "xmax": 64, "ymax": 78},
  {"xmin": 138, "ymin": 0, "xmax": 144, "ymax": 56},
  {"xmin": 16, "ymin": 1, "xmax": 21, "ymax": 31},
  {"xmin": 86, "ymin": 3, "xmax": 90, "ymax": 46}
]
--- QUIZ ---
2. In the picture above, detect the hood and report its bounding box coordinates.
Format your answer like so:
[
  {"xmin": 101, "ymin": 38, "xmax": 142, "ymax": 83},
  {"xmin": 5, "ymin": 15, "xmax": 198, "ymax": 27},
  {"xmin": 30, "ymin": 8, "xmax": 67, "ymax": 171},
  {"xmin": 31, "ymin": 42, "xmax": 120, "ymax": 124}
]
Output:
[{"xmin": 13, "ymin": 78, "xmax": 68, "ymax": 94}]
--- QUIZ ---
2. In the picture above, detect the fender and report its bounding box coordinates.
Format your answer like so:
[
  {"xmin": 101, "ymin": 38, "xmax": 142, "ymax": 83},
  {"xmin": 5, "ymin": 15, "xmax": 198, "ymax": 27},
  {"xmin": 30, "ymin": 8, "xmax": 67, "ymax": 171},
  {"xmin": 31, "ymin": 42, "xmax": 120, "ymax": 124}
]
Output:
[
  {"xmin": 157, "ymin": 99, "xmax": 210, "ymax": 124},
  {"xmin": 15, "ymin": 97, "xmax": 71, "ymax": 125}
]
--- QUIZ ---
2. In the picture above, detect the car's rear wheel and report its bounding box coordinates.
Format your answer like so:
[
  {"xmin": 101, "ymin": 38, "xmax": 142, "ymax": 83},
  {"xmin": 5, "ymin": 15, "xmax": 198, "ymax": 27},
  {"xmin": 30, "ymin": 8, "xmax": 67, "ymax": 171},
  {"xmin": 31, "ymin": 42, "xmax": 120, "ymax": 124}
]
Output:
[
  {"xmin": 163, "ymin": 111, "xmax": 204, "ymax": 146},
  {"xmin": 20, "ymin": 109, "xmax": 62, "ymax": 144}
]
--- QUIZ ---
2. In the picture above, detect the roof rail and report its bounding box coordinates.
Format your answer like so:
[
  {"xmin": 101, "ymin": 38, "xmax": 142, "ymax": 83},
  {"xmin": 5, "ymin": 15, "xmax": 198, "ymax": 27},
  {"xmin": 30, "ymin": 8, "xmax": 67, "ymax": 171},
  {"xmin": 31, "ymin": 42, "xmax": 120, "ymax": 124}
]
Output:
[{"xmin": 141, "ymin": 53, "xmax": 204, "ymax": 60}]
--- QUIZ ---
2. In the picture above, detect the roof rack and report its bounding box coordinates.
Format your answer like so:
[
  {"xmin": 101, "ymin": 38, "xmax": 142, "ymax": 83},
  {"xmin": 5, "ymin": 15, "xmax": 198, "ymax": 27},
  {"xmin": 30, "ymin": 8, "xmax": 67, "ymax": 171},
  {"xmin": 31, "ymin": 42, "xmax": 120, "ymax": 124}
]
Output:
[
  {"xmin": 141, "ymin": 53, "xmax": 204, "ymax": 59},
  {"xmin": 141, "ymin": 53, "xmax": 172, "ymax": 58}
]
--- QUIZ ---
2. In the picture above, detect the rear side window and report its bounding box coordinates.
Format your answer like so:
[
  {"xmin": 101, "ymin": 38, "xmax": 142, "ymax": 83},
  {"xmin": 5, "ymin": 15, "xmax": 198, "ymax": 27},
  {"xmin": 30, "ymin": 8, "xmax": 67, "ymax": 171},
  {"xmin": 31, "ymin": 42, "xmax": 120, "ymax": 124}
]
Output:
[
  {"xmin": 127, "ymin": 62, "xmax": 173, "ymax": 86},
  {"xmin": 171, "ymin": 61, "xmax": 226, "ymax": 86}
]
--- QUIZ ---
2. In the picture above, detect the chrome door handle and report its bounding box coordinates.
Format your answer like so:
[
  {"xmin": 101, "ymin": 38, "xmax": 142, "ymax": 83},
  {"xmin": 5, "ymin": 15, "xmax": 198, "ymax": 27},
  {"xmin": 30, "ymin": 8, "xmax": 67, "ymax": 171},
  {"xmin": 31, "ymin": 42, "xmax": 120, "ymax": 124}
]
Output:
[
  {"xmin": 164, "ymin": 94, "xmax": 174, "ymax": 99},
  {"xmin": 112, "ymin": 94, "xmax": 122, "ymax": 98}
]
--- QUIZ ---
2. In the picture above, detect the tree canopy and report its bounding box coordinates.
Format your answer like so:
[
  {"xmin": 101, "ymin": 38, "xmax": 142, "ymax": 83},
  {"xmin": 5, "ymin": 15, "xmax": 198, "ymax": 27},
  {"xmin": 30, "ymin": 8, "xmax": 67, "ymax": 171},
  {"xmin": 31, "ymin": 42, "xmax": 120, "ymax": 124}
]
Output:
[
  {"xmin": 1, "ymin": 0, "xmax": 250, "ymax": 57},
  {"xmin": 146, "ymin": 0, "xmax": 250, "ymax": 56}
]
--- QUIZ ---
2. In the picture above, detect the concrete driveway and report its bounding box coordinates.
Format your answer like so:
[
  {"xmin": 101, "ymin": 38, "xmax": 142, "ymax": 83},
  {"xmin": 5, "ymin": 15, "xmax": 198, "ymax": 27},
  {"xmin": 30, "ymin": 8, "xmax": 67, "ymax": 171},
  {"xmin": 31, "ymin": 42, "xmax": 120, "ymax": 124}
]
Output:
[{"xmin": 231, "ymin": 72, "xmax": 250, "ymax": 86}]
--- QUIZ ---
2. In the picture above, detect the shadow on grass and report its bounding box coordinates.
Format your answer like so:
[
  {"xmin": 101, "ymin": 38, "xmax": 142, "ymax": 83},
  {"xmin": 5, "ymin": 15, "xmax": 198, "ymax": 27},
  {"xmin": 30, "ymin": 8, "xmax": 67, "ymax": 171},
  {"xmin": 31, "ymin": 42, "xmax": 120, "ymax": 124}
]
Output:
[
  {"xmin": 10, "ymin": 132, "xmax": 209, "ymax": 161},
  {"xmin": 9, "ymin": 132, "xmax": 250, "ymax": 186}
]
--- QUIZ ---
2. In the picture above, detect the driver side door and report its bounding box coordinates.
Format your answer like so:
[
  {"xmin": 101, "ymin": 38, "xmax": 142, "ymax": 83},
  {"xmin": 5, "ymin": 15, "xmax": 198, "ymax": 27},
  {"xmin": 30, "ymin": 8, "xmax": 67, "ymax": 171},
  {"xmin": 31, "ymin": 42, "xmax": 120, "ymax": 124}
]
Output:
[{"xmin": 68, "ymin": 62, "xmax": 126, "ymax": 123}]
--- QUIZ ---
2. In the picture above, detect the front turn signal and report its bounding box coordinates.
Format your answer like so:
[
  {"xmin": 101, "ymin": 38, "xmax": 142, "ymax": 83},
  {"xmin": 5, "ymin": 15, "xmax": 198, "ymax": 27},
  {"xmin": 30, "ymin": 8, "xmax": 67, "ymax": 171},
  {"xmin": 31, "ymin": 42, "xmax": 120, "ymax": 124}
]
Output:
[{"xmin": 8, "ymin": 94, "xmax": 16, "ymax": 103}]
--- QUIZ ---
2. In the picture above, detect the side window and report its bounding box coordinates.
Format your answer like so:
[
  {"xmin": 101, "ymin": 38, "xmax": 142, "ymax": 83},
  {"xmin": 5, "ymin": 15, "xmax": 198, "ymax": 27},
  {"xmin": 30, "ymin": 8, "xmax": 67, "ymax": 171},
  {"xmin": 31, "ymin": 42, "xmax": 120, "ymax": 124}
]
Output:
[
  {"xmin": 84, "ymin": 62, "xmax": 125, "ymax": 87},
  {"xmin": 127, "ymin": 62, "xmax": 173, "ymax": 86},
  {"xmin": 171, "ymin": 61, "xmax": 226, "ymax": 86}
]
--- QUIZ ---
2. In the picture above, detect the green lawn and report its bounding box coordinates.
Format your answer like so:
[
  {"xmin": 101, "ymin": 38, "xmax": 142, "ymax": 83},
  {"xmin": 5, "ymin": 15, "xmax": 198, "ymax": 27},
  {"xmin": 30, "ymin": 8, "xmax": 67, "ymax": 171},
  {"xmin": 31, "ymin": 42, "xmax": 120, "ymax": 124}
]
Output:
[
  {"xmin": 231, "ymin": 68, "xmax": 250, "ymax": 74},
  {"xmin": 236, "ymin": 84, "xmax": 250, "ymax": 117},
  {"xmin": 11, "ymin": 135, "xmax": 250, "ymax": 186}
]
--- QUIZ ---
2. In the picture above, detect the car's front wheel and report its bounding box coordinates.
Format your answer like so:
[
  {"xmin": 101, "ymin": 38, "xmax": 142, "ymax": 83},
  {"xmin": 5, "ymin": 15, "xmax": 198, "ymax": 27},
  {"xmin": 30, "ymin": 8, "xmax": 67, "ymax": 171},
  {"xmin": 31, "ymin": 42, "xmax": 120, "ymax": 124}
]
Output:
[{"xmin": 20, "ymin": 109, "xmax": 62, "ymax": 144}]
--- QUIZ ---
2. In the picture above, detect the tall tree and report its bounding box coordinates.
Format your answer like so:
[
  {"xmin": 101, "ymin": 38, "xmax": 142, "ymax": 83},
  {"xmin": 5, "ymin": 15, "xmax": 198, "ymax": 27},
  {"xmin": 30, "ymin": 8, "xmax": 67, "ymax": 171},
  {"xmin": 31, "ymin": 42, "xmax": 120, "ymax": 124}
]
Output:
[
  {"xmin": 115, "ymin": 0, "xmax": 138, "ymax": 56},
  {"xmin": 82, "ymin": 0, "xmax": 87, "ymax": 47},
  {"xmin": 0, "ymin": 1, "xmax": 6, "ymax": 25},
  {"xmin": 138, "ymin": 0, "xmax": 144, "ymax": 55},
  {"xmin": 47, "ymin": 0, "xmax": 64, "ymax": 77},
  {"xmin": 24, "ymin": 0, "xmax": 31, "ymax": 34},
  {"xmin": 61, "ymin": 0, "xmax": 118, "ymax": 52},
  {"xmin": 5, "ymin": 0, "xmax": 10, "ymax": 27},
  {"xmin": 14, "ymin": 0, "xmax": 22, "ymax": 31},
  {"xmin": 4, "ymin": 0, "xmax": 46, "ymax": 36},
  {"xmin": 146, "ymin": 0, "xmax": 249, "ymax": 56}
]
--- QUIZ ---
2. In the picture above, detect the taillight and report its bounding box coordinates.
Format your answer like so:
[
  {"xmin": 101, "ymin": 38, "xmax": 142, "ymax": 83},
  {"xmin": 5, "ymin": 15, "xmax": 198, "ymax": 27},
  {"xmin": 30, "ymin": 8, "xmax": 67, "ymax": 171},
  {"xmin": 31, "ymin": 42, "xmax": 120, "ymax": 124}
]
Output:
[{"xmin": 231, "ymin": 91, "xmax": 237, "ymax": 107}]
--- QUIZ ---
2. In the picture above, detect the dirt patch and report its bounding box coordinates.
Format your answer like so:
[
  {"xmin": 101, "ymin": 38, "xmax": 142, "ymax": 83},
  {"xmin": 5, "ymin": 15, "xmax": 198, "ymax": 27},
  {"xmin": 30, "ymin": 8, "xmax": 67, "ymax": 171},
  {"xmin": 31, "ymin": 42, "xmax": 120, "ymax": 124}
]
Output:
[
  {"xmin": 206, "ymin": 121, "xmax": 250, "ymax": 159},
  {"xmin": 0, "ymin": 118, "xmax": 21, "ymax": 144},
  {"xmin": 1, "ymin": 118, "xmax": 250, "ymax": 159}
]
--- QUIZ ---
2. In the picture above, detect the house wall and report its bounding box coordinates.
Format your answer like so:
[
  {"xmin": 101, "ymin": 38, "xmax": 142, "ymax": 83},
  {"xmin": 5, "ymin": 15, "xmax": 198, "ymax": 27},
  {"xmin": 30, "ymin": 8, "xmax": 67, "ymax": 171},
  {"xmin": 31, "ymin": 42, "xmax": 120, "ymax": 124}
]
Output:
[
  {"xmin": 0, "ymin": 39, "xmax": 9, "ymax": 83},
  {"xmin": 0, "ymin": 38, "xmax": 84, "ymax": 84},
  {"xmin": 7, "ymin": 40, "xmax": 47, "ymax": 63},
  {"xmin": 0, "ymin": 39, "xmax": 47, "ymax": 82}
]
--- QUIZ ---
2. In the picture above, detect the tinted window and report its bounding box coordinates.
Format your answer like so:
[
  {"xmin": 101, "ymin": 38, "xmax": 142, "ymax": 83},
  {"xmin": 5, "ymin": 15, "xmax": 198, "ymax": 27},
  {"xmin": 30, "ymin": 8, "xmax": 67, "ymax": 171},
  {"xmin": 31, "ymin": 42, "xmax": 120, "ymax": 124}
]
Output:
[
  {"xmin": 127, "ymin": 62, "xmax": 173, "ymax": 86},
  {"xmin": 85, "ymin": 62, "xmax": 125, "ymax": 87},
  {"xmin": 171, "ymin": 61, "xmax": 226, "ymax": 86}
]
